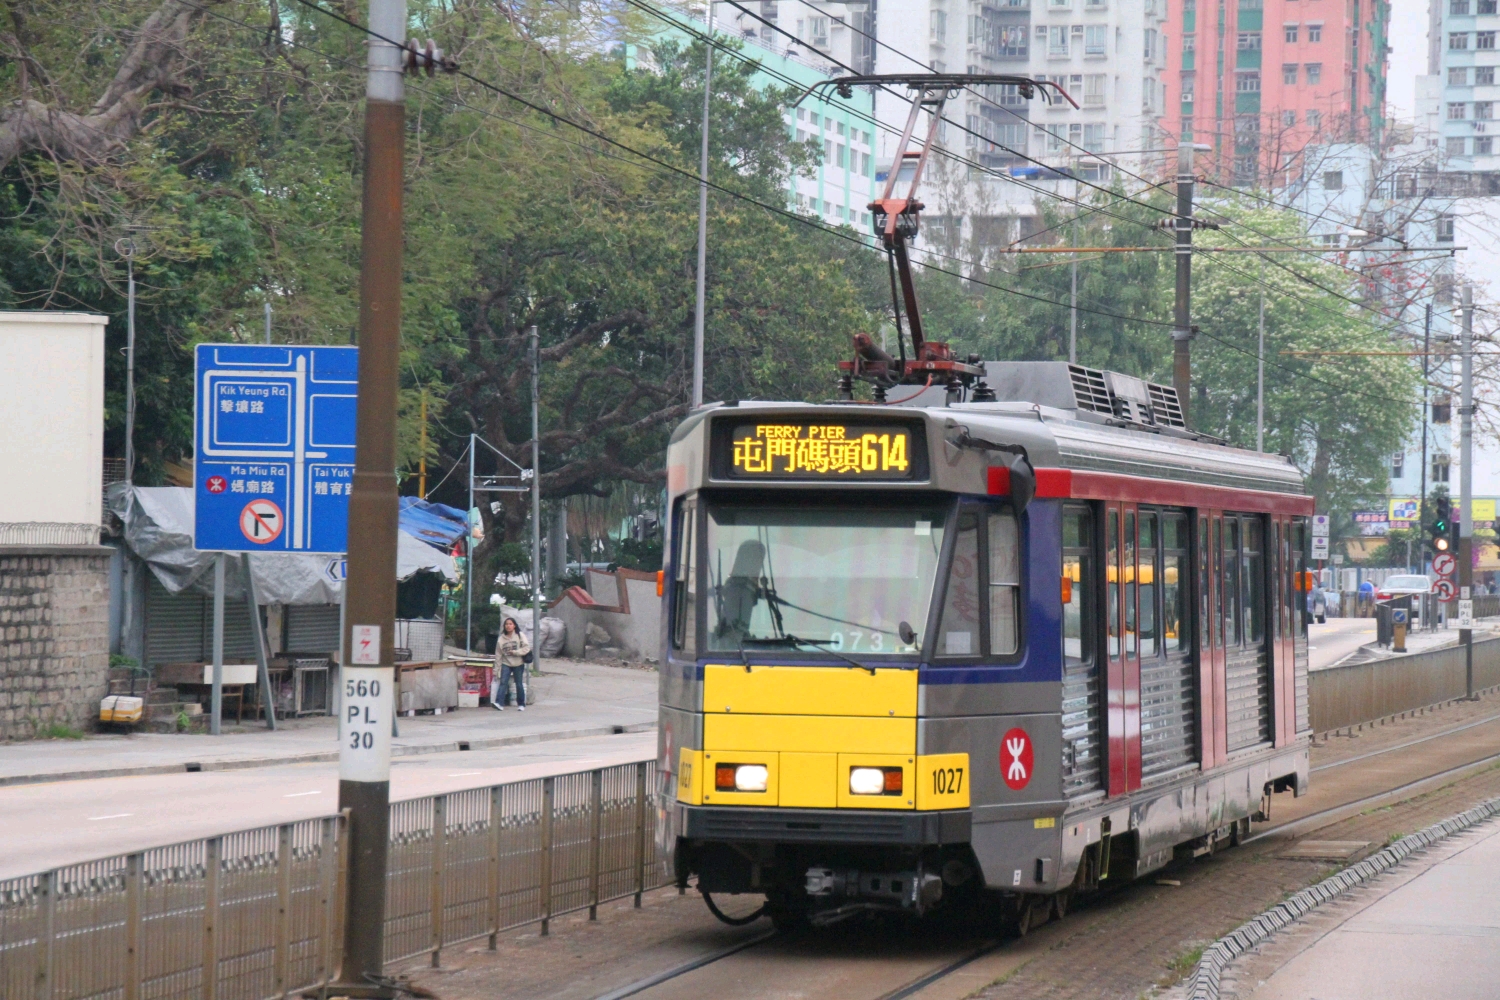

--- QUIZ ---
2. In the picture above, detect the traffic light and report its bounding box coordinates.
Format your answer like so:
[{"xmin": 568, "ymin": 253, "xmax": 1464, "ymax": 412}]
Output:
[{"xmin": 1432, "ymin": 497, "xmax": 1452, "ymax": 554}]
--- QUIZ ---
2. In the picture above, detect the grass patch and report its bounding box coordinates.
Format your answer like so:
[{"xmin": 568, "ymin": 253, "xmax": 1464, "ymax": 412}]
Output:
[
  {"xmin": 34, "ymin": 722, "xmax": 86, "ymax": 740},
  {"xmin": 1156, "ymin": 944, "xmax": 1206, "ymax": 989}
]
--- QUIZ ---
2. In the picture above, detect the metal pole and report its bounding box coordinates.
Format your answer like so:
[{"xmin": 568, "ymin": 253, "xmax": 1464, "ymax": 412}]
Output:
[
  {"xmin": 332, "ymin": 0, "xmax": 405, "ymax": 992},
  {"xmin": 1172, "ymin": 145, "xmax": 1195, "ymax": 423},
  {"xmin": 124, "ymin": 248, "xmax": 137, "ymax": 485},
  {"xmin": 1069, "ymin": 217, "xmax": 1078, "ymax": 365},
  {"xmin": 1461, "ymin": 285, "xmax": 1475, "ymax": 697},
  {"xmin": 211, "ymin": 553, "xmax": 224, "ymax": 736},
  {"xmin": 264, "ymin": 301, "xmax": 272, "ymax": 345},
  {"xmin": 531, "ymin": 326, "xmax": 543, "ymax": 663},
  {"xmin": 691, "ymin": 1, "xmax": 713, "ymax": 409},
  {"xmin": 1256, "ymin": 257, "xmax": 1265, "ymax": 453},
  {"xmin": 1420, "ymin": 303, "xmax": 1431, "ymax": 575},
  {"xmin": 419, "ymin": 391, "xmax": 428, "ymax": 499},
  {"xmin": 467, "ymin": 432, "xmax": 475, "ymax": 653},
  {"xmin": 242, "ymin": 553, "xmax": 277, "ymax": 731}
]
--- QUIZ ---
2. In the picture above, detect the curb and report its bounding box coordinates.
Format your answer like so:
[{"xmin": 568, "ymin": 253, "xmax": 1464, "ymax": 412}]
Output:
[
  {"xmin": 1188, "ymin": 794, "xmax": 1500, "ymax": 1000},
  {"xmin": 0, "ymin": 721, "xmax": 656, "ymax": 787}
]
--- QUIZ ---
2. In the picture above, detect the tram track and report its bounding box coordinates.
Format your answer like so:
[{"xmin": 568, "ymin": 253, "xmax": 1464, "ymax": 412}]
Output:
[{"xmin": 575, "ymin": 700, "xmax": 1500, "ymax": 1000}]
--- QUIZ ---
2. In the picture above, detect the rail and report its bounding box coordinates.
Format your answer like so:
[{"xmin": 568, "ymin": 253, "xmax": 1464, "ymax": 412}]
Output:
[{"xmin": 0, "ymin": 759, "xmax": 667, "ymax": 1000}]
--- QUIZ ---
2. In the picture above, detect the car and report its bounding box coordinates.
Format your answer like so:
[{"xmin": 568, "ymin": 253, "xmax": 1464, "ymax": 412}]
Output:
[{"xmin": 1376, "ymin": 574, "xmax": 1434, "ymax": 620}]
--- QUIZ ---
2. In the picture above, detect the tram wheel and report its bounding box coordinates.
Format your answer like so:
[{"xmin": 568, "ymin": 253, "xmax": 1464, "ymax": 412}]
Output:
[{"xmin": 1053, "ymin": 889, "xmax": 1071, "ymax": 920}]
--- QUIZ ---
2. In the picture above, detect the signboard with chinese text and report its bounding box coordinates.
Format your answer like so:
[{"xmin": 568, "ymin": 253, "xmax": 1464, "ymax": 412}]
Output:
[
  {"xmin": 715, "ymin": 419, "xmax": 928, "ymax": 481},
  {"xmin": 194, "ymin": 344, "xmax": 357, "ymax": 553}
]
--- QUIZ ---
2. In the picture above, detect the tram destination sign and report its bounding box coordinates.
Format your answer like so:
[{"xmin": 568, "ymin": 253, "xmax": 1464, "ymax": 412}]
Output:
[{"xmin": 714, "ymin": 417, "xmax": 928, "ymax": 481}]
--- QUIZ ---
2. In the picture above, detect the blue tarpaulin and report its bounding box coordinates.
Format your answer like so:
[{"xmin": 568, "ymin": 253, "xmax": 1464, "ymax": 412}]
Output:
[{"xmin": 399, "ymin": 497, "xmax": 469, "ymax": 552}]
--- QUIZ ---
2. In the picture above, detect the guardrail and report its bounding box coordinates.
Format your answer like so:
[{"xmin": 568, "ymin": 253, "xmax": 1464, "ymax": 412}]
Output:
[
  {"xmin": 0, "ymin": 760, "xmax": 666, "ymax": 1000},
  {"xmin": 1309, "ymin": 636, "xmax": 1500, "ymax": 733}
]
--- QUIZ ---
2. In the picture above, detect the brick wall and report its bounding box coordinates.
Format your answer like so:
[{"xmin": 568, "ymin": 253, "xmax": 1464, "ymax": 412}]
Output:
[{"xmin": 0, "ymin": 546, "xmax": 112, "ymax": 739}]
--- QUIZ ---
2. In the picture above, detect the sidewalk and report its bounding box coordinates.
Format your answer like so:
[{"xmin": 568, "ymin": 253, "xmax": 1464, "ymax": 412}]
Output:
[
  {"xmin": 1227, "ymin": 815, "xmax": 1500, "ymax": 999},
  {"xmin": 1325, "ymin": 614, "xmax": 1500, "ymax": 668},
  {"xmin": 0, "ymin": 658, "xmax": 659, "ymax": 786}
]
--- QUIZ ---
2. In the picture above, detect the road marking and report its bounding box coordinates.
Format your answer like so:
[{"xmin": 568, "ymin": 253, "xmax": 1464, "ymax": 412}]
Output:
[
  {"xmin": 447, "ymin": 771, "xmax": 483, "ymax": 777},
  {"xmin": 88, "ymin": 813, "xmax": 132, "ymax": 821},
  {"xmin": 284, "ymin": 790, "xmax": 322, "ymax": 798}
]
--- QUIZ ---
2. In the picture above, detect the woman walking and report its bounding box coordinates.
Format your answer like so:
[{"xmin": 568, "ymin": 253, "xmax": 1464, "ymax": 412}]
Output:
[{"xmin": 492, "ymin": 617, "xmax": 531, "ymax": 711}]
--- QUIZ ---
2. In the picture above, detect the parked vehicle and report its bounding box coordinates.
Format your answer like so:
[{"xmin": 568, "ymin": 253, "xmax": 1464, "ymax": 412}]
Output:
[{"xmin": 1376, "ymin": 574, "xmax": 1433, "ymax": 622}]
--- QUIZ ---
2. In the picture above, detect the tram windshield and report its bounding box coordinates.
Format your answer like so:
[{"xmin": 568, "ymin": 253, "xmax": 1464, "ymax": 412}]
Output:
[{"xmin": 704, "ymin": 502, "xmax": 948, "ymax": 656}]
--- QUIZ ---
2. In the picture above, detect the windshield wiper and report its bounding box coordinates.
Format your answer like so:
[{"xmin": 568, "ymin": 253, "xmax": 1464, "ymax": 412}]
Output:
[{"xmin": 742, "ymin": 635, "xmax": 877, "ymax": 675}]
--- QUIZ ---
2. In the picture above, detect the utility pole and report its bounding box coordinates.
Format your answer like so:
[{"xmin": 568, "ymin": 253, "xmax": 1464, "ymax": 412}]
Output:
[
  {"xmin": 692, "ymin": 1, "xmax": 713, "ymax": 408},
  {"xmin": 331, "ymin": 0, "xmax": 405, "ymax": 993},
  {"xmin": 264, "ymin": 301, "xmax": 272, "ymax": 345},
  {"xmin": 466, "ymin": 432, "xmax": 476, "ymax": 653},
  {"xmin": 1172, "ymin": 144, "xmax": 1196, "ymax": 421},
  {"xmin": 1256, "ymin": 257, "xmax": 1265, "ymax": 452},
  {"xmin": 1069, "ymin": 176, "xmax": 1079, "ymax": 365},
  {"xmin": 1460, "ymin": 285, "xmax": 1475, "ymax": 698},
  {"xmin": 418, "ymin": 391, "xmax": 428, "ymax": 499},
  {"xmin": 530, "ymin": 325, "xmax": 543, "ymax": 663}
]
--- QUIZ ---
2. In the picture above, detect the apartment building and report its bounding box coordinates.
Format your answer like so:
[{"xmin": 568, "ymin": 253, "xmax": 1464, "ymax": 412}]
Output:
[
  {"xmin": 628, "ymin": 4, "xmax": 878, "ymax": 229},
  {"xmin": 1163, "ymin": 0, "xmax": 1389, "ymax": 187},
  {"xmin": 1424, "ymin": 0, "xmax": 1500, "ymax": 177}
]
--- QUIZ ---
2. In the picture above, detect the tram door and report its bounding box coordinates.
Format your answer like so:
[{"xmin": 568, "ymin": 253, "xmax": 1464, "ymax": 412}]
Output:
[{"xmin": 1105, "ymin": 503, "xmax": 1143, "ymax": 794}]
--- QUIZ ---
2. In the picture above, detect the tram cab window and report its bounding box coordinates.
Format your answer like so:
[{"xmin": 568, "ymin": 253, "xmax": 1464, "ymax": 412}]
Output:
[
  {"xmin": 672, "ymin": 498, "xmax": 697, "ymax": 651},
  {"xmin": 1062, "ymin": 507, "xmax": 1093, "ymax": 665},
  {"xmin": 702, "ymin": 502, "xmax": 947, "ymax": 656},
  {"xmin": 1222, "ymin": 518, "xmax": 1240, "ymax": 647},
  {"xmin": 936, "ymin": 507, "xmax": 1022, "ymax": 660},
  {"xmin": 1162, "ymin": 514, "xmax": 1189, "ymax": 652}
]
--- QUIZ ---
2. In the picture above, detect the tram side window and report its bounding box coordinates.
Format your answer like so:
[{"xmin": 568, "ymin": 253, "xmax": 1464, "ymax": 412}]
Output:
[
  {"xmin": 988, "ymin": 513, "xmax": 1021, "ymax": 655},
  {"xmin": 1243, "ymin": 518, "xmax": 1265, "ymax": 643},
  {"xmin": 672, "ymin": 499, "xmax": 697, "ymax": 651},
  {"xmin": 1138, "ymin": 513, "xmax": 1159, "ymax": 657},
  {"xmin": 1200, "ymin": 517, "xmax": 1212, "ymax": 649},
  {"xmin": 938, "ymin": 511, "xmax": 982, "ymax": 657},
  {"xmin": 1062, "ymin": 506, "xmax": 1093, "ymax": 665},
  {"xmin": 1163, "ymin": 514, "xmax": 1189, "ymax": 651},
  {"xmin": 1293, "ymin": 520, "xmax": 1309, "ymax": 637},
  {"xmin": 1222, "ymin": 518, "xmax": 1241, "ymax": 647},
  {"xmin": 1124, "ymin": 512, "xmax": 1138, "ymax": 656},
  {"xmin": 1107, "ymin": 512, "xmax": 1121, "ymax": 658}
]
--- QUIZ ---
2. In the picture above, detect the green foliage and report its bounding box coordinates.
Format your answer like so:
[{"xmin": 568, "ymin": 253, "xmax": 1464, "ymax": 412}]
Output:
[
  {"xmin": 34, "ymin": 722, "xmax": 86, "ymax": 740},
  {"xmin": 0, "ymin": 0, "xmax": 1422, "ymax": 524},
  {"xmin": 609, "ymin": 536, "xmax": 663, "ymax": 572}
]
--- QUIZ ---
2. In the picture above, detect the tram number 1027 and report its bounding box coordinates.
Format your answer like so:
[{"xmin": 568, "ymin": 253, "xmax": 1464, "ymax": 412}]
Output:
[{"xmin": 932, "ymin": 766, "xmax": 964, "ymax": 796}]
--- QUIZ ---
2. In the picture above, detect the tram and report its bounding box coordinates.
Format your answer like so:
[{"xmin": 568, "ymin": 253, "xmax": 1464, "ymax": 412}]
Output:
[{"xmin": 655, "ymin": 71, "xmax": 1314, "ymax": 930}]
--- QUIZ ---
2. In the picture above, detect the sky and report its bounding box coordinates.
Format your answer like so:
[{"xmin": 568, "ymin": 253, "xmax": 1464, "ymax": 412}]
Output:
[{"xmin": 1387, "ymin": 0, "xmax": 1428, "ymax": 122}]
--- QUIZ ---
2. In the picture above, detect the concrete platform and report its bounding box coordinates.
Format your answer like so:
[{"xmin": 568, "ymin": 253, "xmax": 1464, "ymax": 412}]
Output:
[
  {"xmin": 1232, "ymin": 817, "xmax": 1500, "ymax": 1000},
  {"xmin": 0, "ymin": 658, "xmax": 658, "ymax": 786}
]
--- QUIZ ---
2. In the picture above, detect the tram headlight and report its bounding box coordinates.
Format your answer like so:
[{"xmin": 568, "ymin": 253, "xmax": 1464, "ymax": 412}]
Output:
[
  {"xmin": 716, "ymin": 764, "xmax": 769, "ymax": 792},
  {"xmin": 849, "ymin": 767, "xmax": 902, "ymax": 795}
]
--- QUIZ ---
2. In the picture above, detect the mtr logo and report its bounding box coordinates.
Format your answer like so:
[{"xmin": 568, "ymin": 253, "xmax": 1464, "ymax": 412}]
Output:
[{"xmin": 1001, "ymin": 728, "xmax": 1033, "ymax": 791}]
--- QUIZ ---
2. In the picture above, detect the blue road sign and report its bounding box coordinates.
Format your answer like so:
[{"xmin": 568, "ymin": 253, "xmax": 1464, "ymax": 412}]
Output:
[{"xmin": 194, "ymin": 345, "xmax": 358, "ymax": 553}]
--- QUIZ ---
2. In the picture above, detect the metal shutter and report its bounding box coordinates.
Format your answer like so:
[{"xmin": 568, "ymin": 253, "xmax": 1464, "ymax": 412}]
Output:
[
  {"xmin": 286, "ymin": 605, "xmax": 341, "ymax": 655},
  {"xmin": 1140, "ymin": 652, "xmax": 1197, "ymax": 777},
  {"xmin": 1225, "ymin": 647, "xmax": 1272, "ymax": 751},
  {"xmin": 144, "ymin": 575, "xmax": 205, "ymax": 665}
]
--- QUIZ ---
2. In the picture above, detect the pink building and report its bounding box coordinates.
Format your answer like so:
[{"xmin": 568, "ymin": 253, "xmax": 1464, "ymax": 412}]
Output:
[{"xmin": 1162, "ymin": 0, "xmax": 1390, "ymax": 187}]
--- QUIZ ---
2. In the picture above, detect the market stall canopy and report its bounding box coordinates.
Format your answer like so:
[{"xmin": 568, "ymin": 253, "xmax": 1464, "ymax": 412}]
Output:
[{"xmin": 107, "ymin": 485, "xmax": 458, "ymax": 605}]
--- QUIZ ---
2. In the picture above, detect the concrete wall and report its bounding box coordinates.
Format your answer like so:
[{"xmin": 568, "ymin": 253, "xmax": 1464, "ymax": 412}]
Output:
[
  {"xmin": 553, "ymin": 568, "xmax": 662, "ymax": 662},
  {"xmin": 1309, "ymin": 637, "xmax": 1500, "ymax": 733},
  {"xmin": 0, "ymin": 547, "xmax": 112, "ymax": 739},
  {"xmin": 0, "ymin": 311, "xmax": 107, "ymax": 535}
]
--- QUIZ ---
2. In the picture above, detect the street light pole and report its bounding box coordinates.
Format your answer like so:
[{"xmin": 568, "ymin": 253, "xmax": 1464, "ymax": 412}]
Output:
[
  {"xmin": 332, "ymin": 0, "xmax": 405, "ymax": 992},
  {"xmin": 1256, "ymin": 256, "xmax": 1264, "ymax": 452},
  {"xmin": 1460, "ymin": 285, "xmax": 1475, "ymax": 698},
  {"xmin": 530, "ymin": 325, "xmax": 543, "ymax": 660},
  {"xmin": 692, "ymin": 1, "xmax": 713, "ymax": 408},
  {"xmin": 117, "ymin": 239, "xmax": 138, "ymax": 485},
  {"xmin": 1419, "ymin": 303, "xmax": 1431, "ymax": 577}
]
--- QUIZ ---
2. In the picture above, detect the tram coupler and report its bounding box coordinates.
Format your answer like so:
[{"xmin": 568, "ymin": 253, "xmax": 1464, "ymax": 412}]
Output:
[{"xmin": 805, "ymin": 865, "xmax": 943, "ymax": 916}]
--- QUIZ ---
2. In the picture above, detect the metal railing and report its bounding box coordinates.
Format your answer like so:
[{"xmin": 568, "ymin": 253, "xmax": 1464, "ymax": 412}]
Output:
[{"xmin": 0, "ymin": 760, "xmax": 667, "ymax": 1000}]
